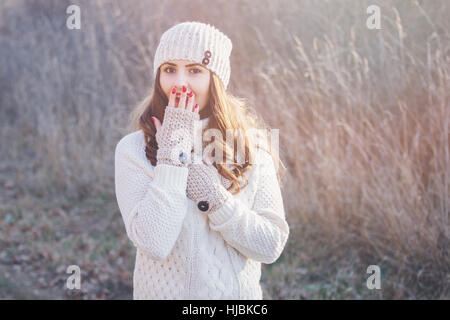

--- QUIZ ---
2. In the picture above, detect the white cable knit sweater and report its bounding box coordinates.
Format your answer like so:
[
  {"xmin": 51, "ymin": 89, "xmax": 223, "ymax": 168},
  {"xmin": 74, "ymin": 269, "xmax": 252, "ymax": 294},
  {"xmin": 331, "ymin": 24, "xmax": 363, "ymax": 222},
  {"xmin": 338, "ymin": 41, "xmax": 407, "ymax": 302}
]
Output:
[{"xmin": 114, "ymin": 117, "xmax": 290, "ymax": 300}]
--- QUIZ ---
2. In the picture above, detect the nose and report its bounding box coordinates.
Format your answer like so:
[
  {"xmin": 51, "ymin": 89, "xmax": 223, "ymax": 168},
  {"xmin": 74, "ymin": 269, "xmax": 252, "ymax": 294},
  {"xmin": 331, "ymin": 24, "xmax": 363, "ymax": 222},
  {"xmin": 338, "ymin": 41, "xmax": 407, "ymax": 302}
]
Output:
[
  {"xmin": 174, "ymin": 75, "xmax": 187, "ymax": 90},
  {"xmin": 173, "ymin": 72, "xmax": 189, "ymax": 91}
]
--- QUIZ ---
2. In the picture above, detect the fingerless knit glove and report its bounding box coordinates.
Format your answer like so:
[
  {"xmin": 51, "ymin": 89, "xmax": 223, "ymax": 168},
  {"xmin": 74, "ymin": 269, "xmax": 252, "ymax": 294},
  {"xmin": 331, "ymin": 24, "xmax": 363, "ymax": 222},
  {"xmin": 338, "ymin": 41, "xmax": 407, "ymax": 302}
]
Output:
[
  {"xmin": 155, "ymin": 106, "xmax": 200, "ymax": 167},
  {"xmin": 186, "ymin": 162, "xmax": 233, "ymax": 213}
]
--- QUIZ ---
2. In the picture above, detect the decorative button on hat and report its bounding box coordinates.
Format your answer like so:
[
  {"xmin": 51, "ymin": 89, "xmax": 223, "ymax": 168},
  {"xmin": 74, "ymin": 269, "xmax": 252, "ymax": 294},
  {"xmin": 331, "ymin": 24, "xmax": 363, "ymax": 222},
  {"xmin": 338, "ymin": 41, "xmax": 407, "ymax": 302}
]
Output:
[
  {"xmin": 202, "ymin": 50, "xmax": 211, "ymax": 65},
  {"xmin": 153, "ymin": 22, "xmax": 233, "ymax": 89}
]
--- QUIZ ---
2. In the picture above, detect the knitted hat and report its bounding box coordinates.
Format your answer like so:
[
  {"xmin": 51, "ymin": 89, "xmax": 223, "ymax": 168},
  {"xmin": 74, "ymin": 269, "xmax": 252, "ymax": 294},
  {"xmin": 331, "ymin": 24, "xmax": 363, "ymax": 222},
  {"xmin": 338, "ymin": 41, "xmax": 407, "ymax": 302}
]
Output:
[{"xmin": 153, "ymin": 21, "xmax": 233, "ymax": 89}]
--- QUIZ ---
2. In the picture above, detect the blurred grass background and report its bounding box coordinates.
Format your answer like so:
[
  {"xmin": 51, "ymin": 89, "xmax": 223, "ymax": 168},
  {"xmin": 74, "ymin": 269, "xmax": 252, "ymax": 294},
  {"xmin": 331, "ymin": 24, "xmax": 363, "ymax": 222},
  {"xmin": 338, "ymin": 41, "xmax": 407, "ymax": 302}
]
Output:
[{"xmin": 0, "ymin": 0, "xmax": 448, "ymax": 299}]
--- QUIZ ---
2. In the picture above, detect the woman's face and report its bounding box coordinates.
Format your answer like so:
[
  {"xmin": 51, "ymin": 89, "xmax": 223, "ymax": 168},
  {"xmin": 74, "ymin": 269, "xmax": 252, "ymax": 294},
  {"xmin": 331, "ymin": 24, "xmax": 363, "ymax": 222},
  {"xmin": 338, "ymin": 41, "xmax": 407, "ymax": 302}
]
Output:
[{"xmin": 159, "ymin": 59, "xmax": 211, "ymax": 112}]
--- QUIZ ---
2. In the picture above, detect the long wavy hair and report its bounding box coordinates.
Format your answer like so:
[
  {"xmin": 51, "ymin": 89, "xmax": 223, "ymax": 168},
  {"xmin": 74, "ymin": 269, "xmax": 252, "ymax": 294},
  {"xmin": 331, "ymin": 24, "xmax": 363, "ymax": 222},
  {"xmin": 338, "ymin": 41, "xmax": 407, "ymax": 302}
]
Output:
[{"xmin": 129, "ymin": 67, "xmax": 286, "ymax": 195}]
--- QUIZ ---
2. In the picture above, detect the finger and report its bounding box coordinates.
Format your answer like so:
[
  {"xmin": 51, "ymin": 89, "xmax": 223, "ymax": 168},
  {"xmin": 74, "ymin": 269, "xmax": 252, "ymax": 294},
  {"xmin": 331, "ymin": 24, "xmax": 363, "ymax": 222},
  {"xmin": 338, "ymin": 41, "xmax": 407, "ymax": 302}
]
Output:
[
  {"xmin": 175, "ymin": 90, "xmax": 181, "ymax": 107},
  {"xmin": 186, "ymin": 90, "xmax": 195, "ymax": 112},
  {"xmin": 194, "ymin": 103, "xmax": 199, "ymax": 113},
  {"xmin": 151, "ymin": 116, "xmax": 161, "ymax": 131},
  {"xmin": 178, "ymin": 85, "xmax": 188, "ymax": 109},
  {"xmin": 168, "ymin": 86, "xmax": 177, "ymax": 108}
]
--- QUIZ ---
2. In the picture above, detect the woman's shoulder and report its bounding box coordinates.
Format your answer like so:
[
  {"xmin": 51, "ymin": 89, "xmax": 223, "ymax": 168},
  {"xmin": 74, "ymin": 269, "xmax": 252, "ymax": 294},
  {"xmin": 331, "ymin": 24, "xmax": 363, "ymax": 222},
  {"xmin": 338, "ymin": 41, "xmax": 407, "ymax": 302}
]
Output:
[
  {"xmin": 115, "ymin": 130, "xmax": 155, "ymax": 176},
  {"xmin": 115, "ymin": 130, "xmax": 146, "ymax": 156},
  {"xmin": 253, "ymin": 147, "xmax": 277, "ymax": 177},
  {"xmin": 251, "ymin": 134, "xmax": 276, "ymax": 167}
]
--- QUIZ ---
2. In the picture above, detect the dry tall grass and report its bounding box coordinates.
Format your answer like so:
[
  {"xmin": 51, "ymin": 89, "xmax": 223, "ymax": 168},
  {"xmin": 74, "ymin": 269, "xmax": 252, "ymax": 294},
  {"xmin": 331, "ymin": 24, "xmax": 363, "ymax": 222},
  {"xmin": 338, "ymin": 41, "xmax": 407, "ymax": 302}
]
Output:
[{"xmin": 0, "ymin": 0, "xmax": 448, "ymax": 299}]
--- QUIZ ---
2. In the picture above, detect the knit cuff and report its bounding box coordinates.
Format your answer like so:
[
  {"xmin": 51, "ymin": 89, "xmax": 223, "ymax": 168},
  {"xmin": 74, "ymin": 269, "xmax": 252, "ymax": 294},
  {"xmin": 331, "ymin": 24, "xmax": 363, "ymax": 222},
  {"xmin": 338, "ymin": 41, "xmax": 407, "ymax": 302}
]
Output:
[
  {"xmin": 208, "ymin": 196, "xmax": 236, "ymax": 225},
  {"xmin": 153, "ymin": 163, "xmax": 189, "ymax": 191},
  {"xmin": 157, "ymin": 147, "xmax": 192, "ymax": 167}
]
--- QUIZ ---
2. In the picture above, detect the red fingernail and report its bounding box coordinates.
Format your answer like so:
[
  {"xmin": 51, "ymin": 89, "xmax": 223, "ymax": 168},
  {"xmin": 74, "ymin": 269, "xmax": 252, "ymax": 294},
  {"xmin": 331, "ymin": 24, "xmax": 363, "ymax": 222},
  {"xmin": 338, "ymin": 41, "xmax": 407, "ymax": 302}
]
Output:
[
  {"xmin": 195, "ymin": 104, "xmax": 198, "ymax": 109},
  {"xmin": 182, "ymin": 86, "xmax": 187, "ymax": 93},
  {"xmin": 171, "ymin": 88, "xmax": 176, "ymax": 94},
  {"xmin": 188, "ymin": 91, "xmax": 193, "ymax": 97},
  {"xmin": 151, "ymin": 116, "xmax": 155, "ymax": 123}
]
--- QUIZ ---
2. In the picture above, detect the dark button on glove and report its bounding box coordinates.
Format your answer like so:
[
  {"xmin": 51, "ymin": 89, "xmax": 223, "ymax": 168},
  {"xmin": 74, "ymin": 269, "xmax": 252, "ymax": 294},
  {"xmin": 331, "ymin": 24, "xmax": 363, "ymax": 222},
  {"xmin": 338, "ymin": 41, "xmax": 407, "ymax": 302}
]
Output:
[
  {"xmin": 187, "ymin": 159, "xmax": 233, "ymax": 214},
  {"xmin": 197, "ymin": 201, "xmax": 209, "ymax": 212}
]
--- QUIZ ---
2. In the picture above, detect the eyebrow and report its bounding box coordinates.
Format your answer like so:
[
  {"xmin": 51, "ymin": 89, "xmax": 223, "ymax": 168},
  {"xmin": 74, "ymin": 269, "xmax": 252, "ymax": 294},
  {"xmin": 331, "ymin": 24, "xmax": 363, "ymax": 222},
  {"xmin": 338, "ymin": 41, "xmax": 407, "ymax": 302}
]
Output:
[{"xmin": 162, "ymin": 62, "xmax": 205, "ymax": 68}]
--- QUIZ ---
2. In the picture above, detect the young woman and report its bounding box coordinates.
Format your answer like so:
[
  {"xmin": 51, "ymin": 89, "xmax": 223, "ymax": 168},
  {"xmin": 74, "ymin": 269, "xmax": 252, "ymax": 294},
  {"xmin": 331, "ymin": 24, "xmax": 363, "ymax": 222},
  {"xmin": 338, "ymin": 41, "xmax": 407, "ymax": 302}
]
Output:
[{"xmin": 115, "ymin": 21, "xmax": 290, "ymax": 300}]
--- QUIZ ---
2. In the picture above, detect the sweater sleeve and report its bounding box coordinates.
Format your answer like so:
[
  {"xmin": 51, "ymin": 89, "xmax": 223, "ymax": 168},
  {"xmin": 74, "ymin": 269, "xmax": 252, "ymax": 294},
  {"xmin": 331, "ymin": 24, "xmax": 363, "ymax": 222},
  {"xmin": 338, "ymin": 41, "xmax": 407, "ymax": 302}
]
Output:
[
  {"xmin": 207, "ymin": 149, "xmax": 290, "ymax": 264},
  {"xmin": 114, "ymin": 135, "xmax": 189, "ymax": 261}
]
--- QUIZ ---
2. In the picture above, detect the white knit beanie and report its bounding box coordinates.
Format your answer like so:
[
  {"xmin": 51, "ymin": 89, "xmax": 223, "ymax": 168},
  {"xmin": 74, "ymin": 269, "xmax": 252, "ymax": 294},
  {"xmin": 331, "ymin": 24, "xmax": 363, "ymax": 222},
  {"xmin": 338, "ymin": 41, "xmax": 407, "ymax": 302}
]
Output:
[{"xmin": 153, "ymin": 21, "xmax": 233, "ymax": 90}]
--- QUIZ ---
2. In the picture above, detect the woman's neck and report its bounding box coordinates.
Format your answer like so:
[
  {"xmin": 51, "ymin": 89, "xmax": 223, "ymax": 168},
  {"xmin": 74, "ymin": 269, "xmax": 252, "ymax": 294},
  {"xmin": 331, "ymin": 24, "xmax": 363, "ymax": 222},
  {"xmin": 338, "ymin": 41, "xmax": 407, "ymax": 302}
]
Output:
[{"xmin": 199, "ymin": 103, "xmax": 212, "ymax": 120}]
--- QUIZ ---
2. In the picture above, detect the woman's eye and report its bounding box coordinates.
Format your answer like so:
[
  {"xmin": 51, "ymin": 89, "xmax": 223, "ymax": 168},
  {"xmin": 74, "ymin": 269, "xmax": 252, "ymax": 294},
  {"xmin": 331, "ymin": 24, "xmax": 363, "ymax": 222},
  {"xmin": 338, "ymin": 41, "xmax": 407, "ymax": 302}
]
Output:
[
  {"xmin": 163, "ymin": 67, "xmax": 201, "ymax": 74},
  {"xmin": 164, "ymin": 67, "xmax": 175, "ymax": 73}
]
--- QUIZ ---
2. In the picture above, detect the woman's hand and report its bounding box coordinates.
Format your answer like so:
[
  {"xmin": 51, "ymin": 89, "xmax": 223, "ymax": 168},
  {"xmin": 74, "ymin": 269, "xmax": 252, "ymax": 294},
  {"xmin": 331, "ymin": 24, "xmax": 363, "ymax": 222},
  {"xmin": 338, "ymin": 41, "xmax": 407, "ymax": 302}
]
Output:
[
  {"xmin": 152, "ymin": 86, "xmax": 200, "ymax": 167},
  {"xmin": 186, "ymin": 153, "xmax": 233, "ymax": 214},
  {"xmin": 152, "ymin": 85, "xmax": 198, "ymax": 128}
]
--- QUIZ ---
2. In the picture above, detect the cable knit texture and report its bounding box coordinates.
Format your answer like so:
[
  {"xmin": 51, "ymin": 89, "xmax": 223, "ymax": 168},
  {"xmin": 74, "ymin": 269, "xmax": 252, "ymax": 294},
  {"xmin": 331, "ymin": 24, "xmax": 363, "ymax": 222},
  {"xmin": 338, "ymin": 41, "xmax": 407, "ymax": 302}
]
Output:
[
  {"xmin": 155, "ymin": 106, "xmax": 200, "ymax": 167},
  {"xmin": 114, "ymin": 122, "xmax": 289, "ymax": 299}
]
